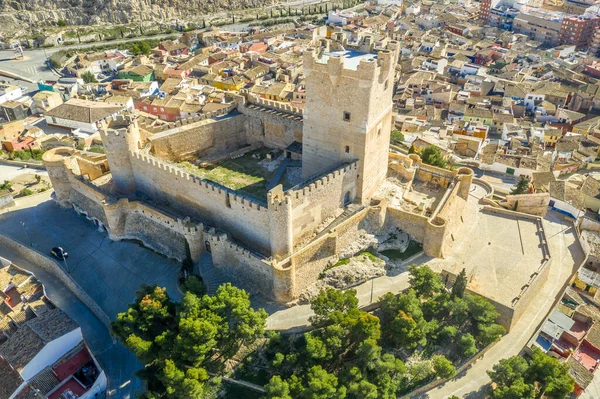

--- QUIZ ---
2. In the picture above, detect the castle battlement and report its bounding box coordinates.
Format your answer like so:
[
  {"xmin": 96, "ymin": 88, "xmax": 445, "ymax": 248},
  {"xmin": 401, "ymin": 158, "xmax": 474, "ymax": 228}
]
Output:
[
  {"xmin": 139, "ymin": 105, "xmax": 236, "ymax": 134},
  {"xmin": 208, "ymin": 230, "xmax": 269, "ymax": 262},
  {"xmin": 268, "ymin": 161, "xmax": 358, "ymax": 205},
  {"xmin": 247, "ymin": 94, "xmax": 304, "ymax": 116},
  {"xmin": 100, "ymin": 114, "xmax": 139, "ymax": 137},
  {"xmin": 303, "ymin": 41, "xmax": 399, "ymax": 82},
  {"xmin": 129, "ymin": 150, "xmax": 266, "ymax": 211}
]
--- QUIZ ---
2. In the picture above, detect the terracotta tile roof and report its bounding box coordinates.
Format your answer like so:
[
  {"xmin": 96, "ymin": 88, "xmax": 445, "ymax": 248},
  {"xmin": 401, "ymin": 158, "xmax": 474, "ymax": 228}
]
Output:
[
  {"xmin": 582, "ymin": 176, "xmax": 600, "ymax": 200},
  {"xmin": 45, "ymin": 99, "xmax": 124, "ymax": 124},
  {"xmin": 0, "ymin": 357, "xmax": 23, "ymax": 399},
  {"xmin": 0, "ymin": 324, "xmax": 45, "ymax": 371},
  {"xmin": 567, "ymin": 355, "xmax": 594, "ymax": 388}
]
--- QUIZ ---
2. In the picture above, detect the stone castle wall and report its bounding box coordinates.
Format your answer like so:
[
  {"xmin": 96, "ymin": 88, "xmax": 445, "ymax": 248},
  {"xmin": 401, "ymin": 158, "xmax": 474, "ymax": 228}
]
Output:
[
  {"xmin": 501, "ymin": 193, "xmax": 550, "ymax": 217},
  {"xmin": 128, "ymin": 151, "xmax": 271, "ymax": 254},
  {"xmin": 241, "ymin": 103, "xmax": 303, "ymax": 150},
  {"xmin": 208, "ymin": 230, "xmax": 275, "ymax": 297},
  {"xmin": 148, "ymin": 114, "xmax": 246, "ymax": 162},
  {"xmin": 287, "ymin": 162, "xmax": 359, "ymax": 245}
]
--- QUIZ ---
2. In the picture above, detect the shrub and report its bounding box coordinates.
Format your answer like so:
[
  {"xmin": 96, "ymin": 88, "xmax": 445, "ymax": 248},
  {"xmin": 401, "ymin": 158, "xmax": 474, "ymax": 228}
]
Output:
[
  {"xmin": 19, "ymin": 188, "xmax": 33, "ymax": 196},
  {"xmin": 181, "ymin": 276, "xmax": 206, "ymax": 297},
  {"xmin": 432, "ymin": 355, "xmax": 456, "ymax": 379},
  {"xmin": 390, "ymin": 130, "xmax": 404, "ymax": 145}
]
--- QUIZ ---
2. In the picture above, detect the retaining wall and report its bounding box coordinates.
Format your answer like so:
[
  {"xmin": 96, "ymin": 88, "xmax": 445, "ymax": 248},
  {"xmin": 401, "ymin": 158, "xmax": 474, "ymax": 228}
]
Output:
[{"xmin": 0, "ymin": 233, "xmax": 111, "ymax": 328}]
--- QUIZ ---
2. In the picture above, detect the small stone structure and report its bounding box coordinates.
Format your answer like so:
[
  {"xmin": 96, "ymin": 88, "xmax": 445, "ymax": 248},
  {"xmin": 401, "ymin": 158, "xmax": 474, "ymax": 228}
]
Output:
[{"xmin": 0, "ymin": 190, "xmax": 14, "ymax": 209}]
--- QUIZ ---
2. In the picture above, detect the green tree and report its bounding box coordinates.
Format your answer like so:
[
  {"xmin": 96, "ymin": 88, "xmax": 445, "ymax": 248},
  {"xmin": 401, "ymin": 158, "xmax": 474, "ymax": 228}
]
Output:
[
  {"xmin": 57, "ymin": 19, "xmax": 68, "ymax": 27},
  {"xmin": 451, "ymin": 268, "xmax": 468, "ymax": 298},
  {"xmin": 309, "ymin": 288, "xmax": 358, "ymax": 326},
  {"xmin": 511, "ymin": 176, "xmax": 530, "ymax": 195},
  {"xmin": 82, "ymin": 70, "xmax": 97, "ymax": 83},
  {"xmin": 265, "ymin": 375, "xmax": 293, "ymax": 399},
  {"xmin": 420, "ymin": 146, "xmax": 447, "ymax": 169},
  {"xmin": 130, "ymin": 44, "xmax": 141, "ymax": 55},
  {"xmin": 408, "ymin": 265, "xmax": 443, "ymax": 298},
  {"xmin": 465, "ymin": 293, "xmax": 499, "ymax": 326},
  {"xmin": 407, "ymin": 361, "xmax": 434, "ymax": 386},
  {"xmin": 477, "ymin": 323, "xmax": 506, "ymax": 346},
  {"xmin": 111, "ymin": 285, "xmax": 177, "ymax": 362},
  {"xmin": 390, "ymin": 130, "xmax": 405, "ymax": 146},
  {"xmin": 380, "ymin": 290, "xmax": 427, "ymax": 349},
  {"xmin": 432, "ymin": 355, "xmax": 456, "ymax": 379},
  {"xmin": 458, "ymin": 333, "xmax": 477, "ymax": 357},
  {"xmin": 527, "ymin": 347, "xmax": 574, "ymax": 398},
  {"xmin": 303, "ymin": 366, "xmax": 347, "ymax": 399},
  {"xmin": 139, "ymin": 41, "xmax": 152, "ymax": 55},
  {"xmin": 181, "ymin": 276, "xmax": 206, "ymax": 296},
  {"xmin": 488, "ymin": 356, "xmax": 534, "ymax": 399},
  {"xmin": 111, "ymin": 284, "xmax": 266, "ymax": 397}
]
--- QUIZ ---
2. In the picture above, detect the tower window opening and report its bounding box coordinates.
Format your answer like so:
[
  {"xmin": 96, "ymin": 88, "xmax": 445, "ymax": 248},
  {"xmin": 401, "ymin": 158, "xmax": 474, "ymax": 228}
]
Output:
[
  {"xmin": 343, "ymin": 111, "xmax": 351, "ymax": 121},
  {"xmin": 345, "ymin": 146, "xmax": 350, "ymax": 153}
]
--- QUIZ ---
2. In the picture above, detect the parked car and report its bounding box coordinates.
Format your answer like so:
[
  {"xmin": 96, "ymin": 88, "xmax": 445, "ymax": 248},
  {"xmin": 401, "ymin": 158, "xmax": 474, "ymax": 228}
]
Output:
[
  {"xmin": 20, "ymin": 86, "xmax": 28, "ymax": 92},
  {"xmin": 50, "ymin": 247, "xmax": 68, "ymax": 260}
]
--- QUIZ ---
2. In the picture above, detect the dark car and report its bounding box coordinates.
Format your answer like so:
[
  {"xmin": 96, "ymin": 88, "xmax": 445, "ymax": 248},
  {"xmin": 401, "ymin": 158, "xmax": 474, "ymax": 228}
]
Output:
[{"xmin": 50, "ymin": 247, "xmax": 68, "ymax": 260}]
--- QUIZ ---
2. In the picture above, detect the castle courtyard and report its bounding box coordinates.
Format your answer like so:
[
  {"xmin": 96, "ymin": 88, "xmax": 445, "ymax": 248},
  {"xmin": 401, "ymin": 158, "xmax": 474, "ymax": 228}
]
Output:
[{"xmin": 176, "ymin": 147, "xmax": 301, "ymax": 200}]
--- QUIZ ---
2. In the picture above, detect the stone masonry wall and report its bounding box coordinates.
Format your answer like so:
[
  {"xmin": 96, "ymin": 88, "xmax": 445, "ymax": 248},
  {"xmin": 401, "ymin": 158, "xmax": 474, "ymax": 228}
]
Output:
[
  {"xmin": 288, "ymin": 162, "xmax": 358, "ymax": 245},
  {"xmin": 241, "ymin": 105, "xmax": 303, "ymax": 150},
  {"xmin": 149, "ymin": 115, "xmax": 246, "ymax": 162},
  {"xmin": 502, "ymin": 193, "xmax": 550, "ymax": 217},
  {"xmin": 129, "ymin": 151, "xmax": 271, "ymax": 254},
  {"xmin": 208, "ymin": 230, "xmax": 275, "ymax": 298},
  {"xmin": 385, "ymin": 207, "xmax": 429, "ymax": 243}
]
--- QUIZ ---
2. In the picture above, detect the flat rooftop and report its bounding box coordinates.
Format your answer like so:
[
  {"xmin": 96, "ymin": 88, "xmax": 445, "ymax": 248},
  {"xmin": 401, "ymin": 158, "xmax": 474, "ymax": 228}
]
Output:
[
  {"xmin": 428, "ymin": 182, "xmax": 547, "ymax": 309},
  {"xmin": 435, "ymin": 210, "xmax": 546, "ymax": 308},
  {"xmin": 316, "ymin": 50, "xmax": 377, "ymax": 71}
]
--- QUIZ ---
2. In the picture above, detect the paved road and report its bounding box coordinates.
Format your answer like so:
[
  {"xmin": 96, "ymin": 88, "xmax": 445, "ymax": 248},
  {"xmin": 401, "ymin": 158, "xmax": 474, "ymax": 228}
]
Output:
[
  {"xmin": 0, "ymin": 163, "xmax": 47, "ymax": 181},
  {"xmin": 426, "ymin": 211, "xmax": 584, "ymax": 399},
  {"xmin": 0, "ymin": 191, "xmax": 182, "ymax": 398}
]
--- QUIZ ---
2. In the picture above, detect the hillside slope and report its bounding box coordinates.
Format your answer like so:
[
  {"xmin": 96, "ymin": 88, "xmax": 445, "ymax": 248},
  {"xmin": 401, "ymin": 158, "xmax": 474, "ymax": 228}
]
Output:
[{"xmin": 0, "ymin": 0, "xmax": 277, "ymax": 31}]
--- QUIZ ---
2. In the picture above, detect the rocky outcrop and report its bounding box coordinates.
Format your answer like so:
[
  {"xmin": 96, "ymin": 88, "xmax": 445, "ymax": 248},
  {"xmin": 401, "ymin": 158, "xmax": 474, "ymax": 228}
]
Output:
[{"xmin": 0, "ymin": 0, "xmax": 278, "ymax": 31}]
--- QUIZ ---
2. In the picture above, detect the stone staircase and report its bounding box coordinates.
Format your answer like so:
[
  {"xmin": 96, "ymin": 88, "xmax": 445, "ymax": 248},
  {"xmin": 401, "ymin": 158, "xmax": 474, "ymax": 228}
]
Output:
[{"xmin": 197, "ymin": 252, "xmax": 228, "ymax": 295}]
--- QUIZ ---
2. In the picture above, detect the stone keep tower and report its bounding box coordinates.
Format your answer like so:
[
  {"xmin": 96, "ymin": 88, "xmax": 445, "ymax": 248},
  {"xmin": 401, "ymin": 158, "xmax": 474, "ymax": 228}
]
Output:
[
  {"xmin": 98, "ymin": 114, "xmax": 140, "ymax": 195},
  {"xmin": 301, "ymin": 41, "xmax": 399, "ymax": 202}
]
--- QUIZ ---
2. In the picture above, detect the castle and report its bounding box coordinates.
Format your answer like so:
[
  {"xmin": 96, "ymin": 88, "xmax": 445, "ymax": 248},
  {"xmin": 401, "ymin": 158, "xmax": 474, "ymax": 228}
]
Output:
[{"xmin": 43, "ymin": 40, "xmax": 474, "ymax": 302}]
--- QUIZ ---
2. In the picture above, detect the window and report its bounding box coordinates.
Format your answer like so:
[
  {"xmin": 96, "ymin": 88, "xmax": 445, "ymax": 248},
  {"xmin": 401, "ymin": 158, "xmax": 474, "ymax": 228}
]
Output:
[
  {"xmin": 345, "ymin": 146, "xmax": 350, "ymax": 153},
  {"xmin": 378, "ymin": 128, "xmax": 381, "ymax": 136},
  {"xmin": 343, "ymin": 111, "xmax": 351, "ymax": 122}
]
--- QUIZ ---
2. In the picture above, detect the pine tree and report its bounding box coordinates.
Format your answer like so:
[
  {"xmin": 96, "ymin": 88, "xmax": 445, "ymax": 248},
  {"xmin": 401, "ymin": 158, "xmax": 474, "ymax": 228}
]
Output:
[{"xmin": 451, "ymin": 269, "xmax": 468, "ymax": 298}]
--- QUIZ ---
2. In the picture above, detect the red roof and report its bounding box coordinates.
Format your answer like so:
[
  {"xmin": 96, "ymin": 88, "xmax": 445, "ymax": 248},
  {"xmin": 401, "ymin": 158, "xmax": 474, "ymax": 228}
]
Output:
[
  {"xmin": 52, "ymin": 347, "xmax": 92, "ymax": 381},
  {"xmin": 4, "ymin": 286, "xmax": 21, "ymax": 309},
  {"xmin": 48, "ymin": 377, "xmax": 87, "ymax": 399}
]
